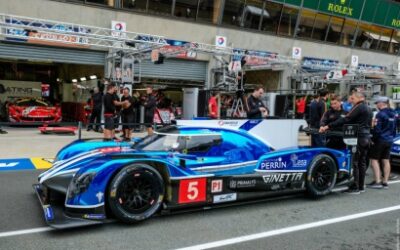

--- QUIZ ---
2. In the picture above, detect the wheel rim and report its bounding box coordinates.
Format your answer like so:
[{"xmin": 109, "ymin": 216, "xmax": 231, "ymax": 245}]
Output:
[
  {"xmin": 116, "ymin": 170, "xmax": 160, "ymax": 214},
  {"xmin": 311, "ymin": 160, "xmax": 334, "ymax": 191}
]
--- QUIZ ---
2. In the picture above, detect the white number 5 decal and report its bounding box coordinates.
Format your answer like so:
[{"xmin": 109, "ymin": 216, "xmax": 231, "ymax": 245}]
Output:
[{"xmin": 187, "ymin": 181, "xmax": 198, "ymax": 200}]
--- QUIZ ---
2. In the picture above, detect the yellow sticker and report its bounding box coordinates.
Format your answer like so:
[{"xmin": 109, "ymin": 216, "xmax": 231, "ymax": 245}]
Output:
[{"xmin": 31, "ymin": 158, "xmax": 53, "ymax": 169}]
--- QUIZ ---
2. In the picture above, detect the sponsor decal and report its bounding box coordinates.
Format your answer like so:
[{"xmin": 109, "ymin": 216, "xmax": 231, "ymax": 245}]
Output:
[
  {"xmin": 43, "ymin": 206, "xmax": 54, "ymax": 221},
  {"xmin": 213, "ymin": 193, "xmax": 237, "ymax": 203},
  {"xmin": 290, "ymin": 154, "xmax": 308, "ymax": 168},
  {"xmin": 218, "ymin": 120, "xmax": 239, "ymax": 126},
  {"xmin": 178, "ymin": 178, "xmax": 206, "ymax": 204},
  {"xmin": 215, "ymin": 36, "xmax": 227, "ymax": 47},
  {"xmin": 260, "ymin": 157, "xmax": 287, "ymax": 170},
  {"xmin": 327, "ymin": 0, "xmax": 353, "ymax": 17},
  {"xmin": 0, "ymin": 162, "xmax": 19, "ymax": 168},
  {"xmin": 229, "ymin": 179, "xmax": 257, "ymax": 189},
  {"xmin": 392, "ymin": 145, "xmax": 400, "ymax": 153},
  {"xmin": 392, "ymin": 19, "xmax": 400, "ymax": 28},
  {"xmin": 5, "ymin": 86, "xmax": 33, "ymax": 95},
  {"xmin": 96, "ymin": 192, "xmax": 104, "ymax": 203},
  {"xmin": 263, "ymin": 173, "xmax": 304, "ymax": 184},
  {"xmin": 211, "ymin": 180, "xmax": 223, "ymax": 193},
  {"xmin": 83, "ymin": 214, "xmax": 106, "ymax": 220}
]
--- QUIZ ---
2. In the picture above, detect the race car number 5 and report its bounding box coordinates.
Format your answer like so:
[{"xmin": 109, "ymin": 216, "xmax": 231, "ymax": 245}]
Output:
[{"xmin": 178, "ymin": 178, "xmax": 206, "ymax": 204}]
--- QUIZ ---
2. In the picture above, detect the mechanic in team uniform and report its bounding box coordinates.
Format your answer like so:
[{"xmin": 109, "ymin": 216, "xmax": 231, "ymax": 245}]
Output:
[
  {"xmin": 309, "ymin": 90, "xmax": 329, "ymax": 147},
  {"xmin": 121, "ymin": 87, "xmax": 136, "ymax": 142},
  {"xmin": 247, "ymin": 85, "xmax": 268, "ymax": 119},
  {"xmin": 320, "ymin": 95, "xmax": 346, "ymax": 150},
  {"xmin": 367, "ymin": 96, "xmax": 397, "ymax": 189},
  {"xmin": 320, "ymin": 91, "xmax": 372, "ymax": 194},
  {"xmin": 87, "ymin": 87, "xmax": 103, "ymax": 132},
  {"xmin": 144, "ymin": 86, "xmax": 156, "ymax": 135},
  {"xmin": 103, "ymin": 83, "xmax": 124, "ymax": 141}
]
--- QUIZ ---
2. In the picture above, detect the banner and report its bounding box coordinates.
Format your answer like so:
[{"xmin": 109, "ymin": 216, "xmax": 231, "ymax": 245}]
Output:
[
  {"xmin": 302, "ymin": 57, "xmax": 339, "ymax": 70},
  {"xmin": 0, "ymin": 80, "xmax": 42, "ymax": 102},
  {"xmin": 5, "ymin": 18, "xmax": 90, "ymax": 48}
]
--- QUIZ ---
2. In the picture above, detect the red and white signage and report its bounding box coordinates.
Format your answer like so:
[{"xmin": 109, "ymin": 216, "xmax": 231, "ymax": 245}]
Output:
[
  {"xmin": 111, "ymin": 21, "xmax": 126, "ymax": 38},
  {"xmin": 326, "ymin": 69, "xmax": 348, "ymax": 80},
  {"xmin": 211, "ymin": 180, "xmax": 223, "ymax": 193},
  {"xmin": 215, "ymin": 36, "xmax": 227, "ymax": 47},
  {"xmin": 178, "ymin": 178, "xmax": 206, "ymax": 204},
  {"xmin": 292, "ymin": 47, "xmax": 302, "ymax": 60}
]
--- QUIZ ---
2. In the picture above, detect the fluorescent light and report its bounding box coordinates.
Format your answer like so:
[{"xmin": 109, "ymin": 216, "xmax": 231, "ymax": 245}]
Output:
[
  {"xmin": 80, "ymin": 77, "xmax": 87, "ymax": 81},
  {"xmin": 72, "ymin": 79, "xmax": 78, "ymax": 83},
  {"xmin": 90, "ymin": 75, "xmax": 97, "ymax": 80}
]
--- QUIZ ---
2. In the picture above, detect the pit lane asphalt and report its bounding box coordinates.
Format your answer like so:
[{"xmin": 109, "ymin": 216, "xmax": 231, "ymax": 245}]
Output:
[{"xmin": 0, "ymin": 169, "xmax": 399, "ymax": 250}]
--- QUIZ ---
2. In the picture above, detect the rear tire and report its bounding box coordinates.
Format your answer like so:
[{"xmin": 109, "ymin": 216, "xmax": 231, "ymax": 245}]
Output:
[
  {"xmin": 108, "ymin": 164, "xmax": 164, "ymax": 223},
  {"xmin": 306, "ymin": 154, "xmax": 337, "ymax": 198}
]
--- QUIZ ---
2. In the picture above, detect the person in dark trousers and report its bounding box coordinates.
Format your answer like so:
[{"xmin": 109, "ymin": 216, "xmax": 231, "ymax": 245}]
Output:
[
  {"xmin": 132, "ymin": 91, "xmax": 141, "ymax": 132},
  {"xmin": 113, "ymin": 88, "xmax": 122, "ymax": 132},
  {"xmin": 320, "ymin": 95, "xmax": 346, "ymax": 150},
  {"xmin": 87, "ymin": 87, "xmax": 103, "ymax": 132},
  {"xmin": 0, "ymin": 99, "xmax": 7, "ymax": 134},
  {"xmin": 103, "ymin": 83, "xmax": 124, "ymax": 141},
  {"xmin": 367, "ymin": 96, "xmax": 397, "ymax": 189},
  {"xmin": 320, "ymin": 91, "xmax": 372, "ymax": 194},
  {"xmin": 310, "ymin": 90, "xmax": 329, "ymax": 147},
  {"xmin": 144, "ymin": 86, "xmax": 156, "ymax": 135},
  {"xmin": 121, "ymin": 87, "xmax": 135, "ymax": 142},
  {"xmin": 247, "ymin": 85, "xmax": 268, "ymax": 119}
]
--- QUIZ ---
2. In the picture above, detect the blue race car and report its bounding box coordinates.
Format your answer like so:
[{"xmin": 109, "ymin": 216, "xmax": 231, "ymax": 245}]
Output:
[
  {"xmin": 34, "ymin": 119, "xmax": 353, "ymax": 229},
  {"xmin": 390, "ymin": 135, "xmax": 400, "ymax": 167}
]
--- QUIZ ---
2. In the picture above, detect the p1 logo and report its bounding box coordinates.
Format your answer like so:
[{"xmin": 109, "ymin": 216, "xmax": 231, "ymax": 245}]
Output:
[{"xmin": 178, "ymin": 178, "xmax": 206, "ymax": 204}]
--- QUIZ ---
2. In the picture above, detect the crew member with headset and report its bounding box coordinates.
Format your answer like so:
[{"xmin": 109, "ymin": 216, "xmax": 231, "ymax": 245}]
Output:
[{"xmin": 320, "ymin": 91, "xmax": 372, "ymax": 194}]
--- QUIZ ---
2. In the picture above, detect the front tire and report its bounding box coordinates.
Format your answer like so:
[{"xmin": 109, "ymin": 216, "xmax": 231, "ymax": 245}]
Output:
[
  {"xmin": 306, "ymin": 154, "xmax": 337, "ymax": 198},
  {"xmin": 108, "ymin": 164, "xmax": 164, "ymax": 223}
]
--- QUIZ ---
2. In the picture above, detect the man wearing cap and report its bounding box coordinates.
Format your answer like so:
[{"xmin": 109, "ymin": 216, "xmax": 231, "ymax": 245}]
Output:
[
  {"xmin": 320, "ymin": 91, "xmax": 372, "ymax": 194},
  {"xmin": 367, "ymin": 96, "xmax": 397, "ymax": 189}
]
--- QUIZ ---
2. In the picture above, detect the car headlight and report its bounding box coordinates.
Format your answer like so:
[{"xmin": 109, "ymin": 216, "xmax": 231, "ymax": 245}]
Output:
[{"xmin": 67, "ymin": 172, "xmax": 96, "ymax": 199}]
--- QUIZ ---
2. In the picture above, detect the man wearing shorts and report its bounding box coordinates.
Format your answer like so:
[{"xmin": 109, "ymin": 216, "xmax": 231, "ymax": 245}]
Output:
[
  {"xmin": 103, "ymin": 83, "xmax": 124, "ymax": 141},
  {"xmin": 367, "ymin": 96, "xmax": 397, "ymax": 189}
]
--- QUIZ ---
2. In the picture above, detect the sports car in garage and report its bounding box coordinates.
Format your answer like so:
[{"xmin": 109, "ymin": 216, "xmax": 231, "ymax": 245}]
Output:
[
  {"xmin": 34, "ymin": 119, "xmax": 353, "ymax": 229},
  {"xmin": 8, "ymin": 98, "xmax": 61, "ymax": 123}
]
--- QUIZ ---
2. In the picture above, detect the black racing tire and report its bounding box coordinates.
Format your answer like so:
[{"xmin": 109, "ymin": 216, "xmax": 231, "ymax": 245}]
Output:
[
  {"xmin": 107, "ymin": 164, "xmax": 164, "ymax": 223},
  {"xmin": 306, "ymin": 154, "xmax": 337, "ymax": 198}
]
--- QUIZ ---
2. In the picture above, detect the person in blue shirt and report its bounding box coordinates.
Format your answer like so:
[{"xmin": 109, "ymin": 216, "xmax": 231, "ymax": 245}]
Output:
[{"xmin": 367, "ymin": 96, "xmax": 397, "ymax": 189}]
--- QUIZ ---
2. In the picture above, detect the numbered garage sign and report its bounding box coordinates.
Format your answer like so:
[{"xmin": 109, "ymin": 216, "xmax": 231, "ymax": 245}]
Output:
[{"xmin": 178, "ymin": 178, "xmax": 206, "ymax": 204}]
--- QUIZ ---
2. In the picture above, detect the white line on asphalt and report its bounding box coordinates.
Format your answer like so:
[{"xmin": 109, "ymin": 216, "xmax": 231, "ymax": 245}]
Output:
[
  {"xmin": 0, "ymin": 227, "xmax": 53, "ymax": 238},
  {"xmin": 0, "ymin": 180, "xmax": 399, "ymax": 239},
  {"xmin": 176, "ymin": 205, "xmax": 400, "ymax": 250}
]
